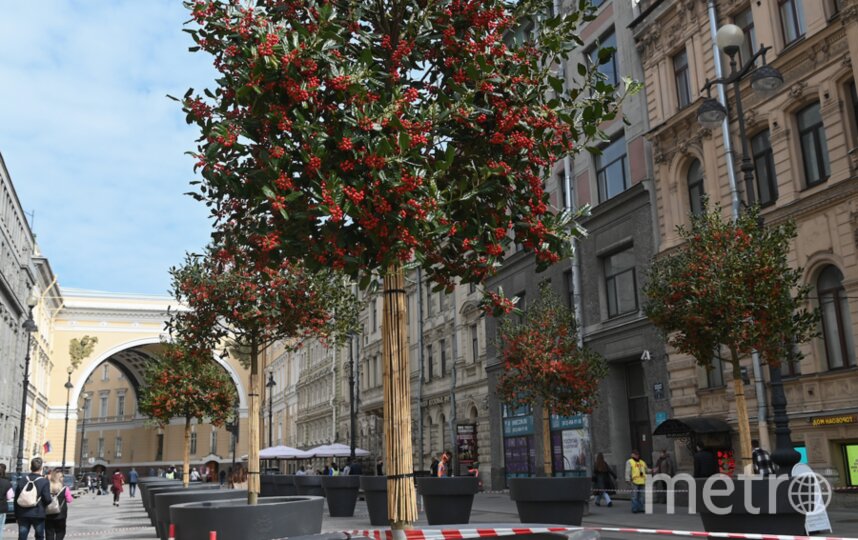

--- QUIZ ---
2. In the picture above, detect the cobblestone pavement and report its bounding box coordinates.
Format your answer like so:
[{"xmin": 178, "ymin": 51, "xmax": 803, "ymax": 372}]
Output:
[{"xmin": 4, "ymin": 490, "xmax": 857, "ymax": 539}]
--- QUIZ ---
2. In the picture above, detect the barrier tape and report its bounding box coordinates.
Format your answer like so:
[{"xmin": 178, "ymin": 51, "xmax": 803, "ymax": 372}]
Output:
[{"xmin": 335, "ymin": 526, "xmax": 858, "ymax": 540}]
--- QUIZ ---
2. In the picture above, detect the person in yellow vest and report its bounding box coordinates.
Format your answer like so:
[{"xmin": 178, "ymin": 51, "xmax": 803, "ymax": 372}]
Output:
[{"xmin": 624, "ymin": 449, "xmax": 649, "ymax": 513}]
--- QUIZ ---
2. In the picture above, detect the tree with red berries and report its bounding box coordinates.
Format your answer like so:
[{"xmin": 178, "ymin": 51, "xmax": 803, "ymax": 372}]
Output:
[
  {"xmin": 181, "ymin": 0, "xmax": 628, "ymax": 524},
  {"xmin": 644, "ymin": 206, "xmax": 818, "ymax": 472},
  {"xmin": 138, "ymin": 341, "xmax": 237, "ymax": 488}
]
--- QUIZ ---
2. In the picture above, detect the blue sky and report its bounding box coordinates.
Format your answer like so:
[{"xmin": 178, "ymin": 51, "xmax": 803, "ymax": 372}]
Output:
[{"xmin": 0, "ymin": 1, "xmax": 217, "ymax": 296}]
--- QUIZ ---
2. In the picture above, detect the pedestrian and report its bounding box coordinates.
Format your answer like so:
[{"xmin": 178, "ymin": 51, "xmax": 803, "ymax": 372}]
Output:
[
  {"xmin": 148, "ymin": 467, "xmax": 156, "ymax": 477},
  {"xmin": 330, "ymin": 462, "xmax": 339, "ymax": 476},
  {"xmin": 376, "ymin": 459, "xmax": 383, "ymax": 476},
  {"xmin": 190, "ymin": 468, "xmax": 201, "ymax": 482},
  {"xmin": 692, "ymin": 443, "xmax": 719, "ymax": 478},
  {"xmin": 14, "ymin": 457, "xmax": 53, "ymax": 540},
  {"xmin": 295, "ymin": 466, "xmax": 306, "ymax": 476},
  {"xmin": 342, "ymin": 460, "xmax": 351, "ymax": 476},
  {"xmin": 45, "ymin": 470, "xmax": 72, "ymax": 540},
  {"xmin": 437, "ymin": 451, "xmax": 450, "ymax": 477},
  {"xmin": 624, "ymin": 449, "xmax": 648, "ymax": 513},
  {"xmin": 219, "ymin": 469, "xmax": 227, "ymax": 485},
  {"xmin": 110, "ymin": 470, "xmax": 125, "ymax": 507},
  {"xmin": 429, "ymin": 455, "xmax": 439, "ymax": 477},
  {"xmin": 752, "ymin": 439, "xmax": 776, "ymax": 476},
  {"xmin": 653, "ymin": 449, "xmax": 675, "ymax": 503},
  {"xmin": 100, "ymin": 472, "xmax": 109, "ymax": 496},
  {"xmin": 348, "ymin": 460, "xmax": 362, "ymax": 475},
  {"xmin": 0, "ymin": 463, "xmax": 13, "ymax": 533},
  {"xmin": 127, "ymin": 467, "xmax": 138, "ymax": 498},
  {"xmin": 592, "ymin": 453, "xmax": 615, "ymax": 507},
  {"xmin": 322, "ymin": 465, "xmax": 330, "ymax": 476}
]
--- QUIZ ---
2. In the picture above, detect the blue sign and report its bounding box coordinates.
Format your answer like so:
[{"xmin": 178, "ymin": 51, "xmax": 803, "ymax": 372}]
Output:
[
  {"xmin": 655, "ymin": 412, "xmax": 668, "ymax": 427},
  {"xmin": 550, "ymin": 414, "xmax": 585, "ymax": 430},
  {"xmin": 503, "ymin": 416, "xmax": 534, "ymax": 436}
]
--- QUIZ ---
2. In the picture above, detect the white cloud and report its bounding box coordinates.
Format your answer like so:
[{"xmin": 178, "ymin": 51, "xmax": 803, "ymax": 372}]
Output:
[{"xmin": 0, "ymin": 0, "xmax": 218, "ymax": 295}]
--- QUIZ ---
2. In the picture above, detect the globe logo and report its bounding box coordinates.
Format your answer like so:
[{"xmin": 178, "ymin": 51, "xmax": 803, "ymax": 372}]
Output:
[{"xmin": 788, "ymin": 472, "xmax": 832, "ymax": 515}]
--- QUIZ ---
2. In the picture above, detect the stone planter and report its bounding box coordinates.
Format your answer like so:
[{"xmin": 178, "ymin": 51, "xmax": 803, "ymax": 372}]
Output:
[
  {"xmin": 146, "ymin": 484, "xmax": 220, "ymax": 525},
  {"xmin": 508, "ymin": 477, "xmax": 591, "ymax": 525},
  {"xmin": 170, "ymin": 495, "xmax": 324, "ymax": 540},
  {"xmin": 360, "ymin": 476, "xmax": 388, "ymax": 526},
  {"xmin": 139, "ymin": 479, "xmax": 178, "ymax": 509},
  {"xmin": 154, "ymin": 489, "xmax": 236, "ymax": 540},
  {"xmin": 294, "ymin": 475, "xmax": 325, "ymax": 497},
  {"xmin": 275, "ymin": 475, "xmax": 297, "ymax": 496},
  {"xmin": 261, "ymin": 475, "xmax": 277, "ymax": 497},
  {"xmin": 697, "ymin": 476, "xmax": 806, "ymax": 534},
  {"xmin": 321, "ymin": 475, "xmax": 360, "ymax": 517},
  {"xmin": 417, "ymin": 477, "xmax": 480, "ymax": 525}
]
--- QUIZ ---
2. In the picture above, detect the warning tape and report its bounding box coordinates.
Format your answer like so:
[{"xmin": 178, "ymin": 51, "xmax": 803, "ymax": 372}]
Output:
[{"xmin": 332, "ymin": 526, "xmax": 858, "ymax": 540}]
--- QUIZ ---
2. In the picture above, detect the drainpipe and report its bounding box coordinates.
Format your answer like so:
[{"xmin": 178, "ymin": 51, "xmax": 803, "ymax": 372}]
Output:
[
  {"xmin": 448, "ymin": 286, "xmax": 459, "ymax": 475},
  {"xmin": 706, "ymin": 0, "xmax": 769, "ymax": 452},
  {"xmin": 416, "ymin": 269, "xmax": 426, "ymax": 470}
]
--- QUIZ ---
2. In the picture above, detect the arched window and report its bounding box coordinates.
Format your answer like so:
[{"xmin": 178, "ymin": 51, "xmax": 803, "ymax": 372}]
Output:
[
  {"xmin": 817, "ymin": 266, "xmax": 855, "ymax": 369},
  {"xmin": 687, "ymin": 159, "xmax": 705, "ymax": 217}
]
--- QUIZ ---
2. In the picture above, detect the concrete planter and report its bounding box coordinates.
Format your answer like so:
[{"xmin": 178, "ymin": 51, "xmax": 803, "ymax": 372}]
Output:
[
  {"xmin": 417, "ymin": 477, "xmax": 480, "ymax": 525},
  {"xmin": 321, "ymin": 475, "xmax": 360, "ymax": 517},
  {"xmin": 294, "ymin": 475, "xmax": 325, "ymax": 497},
  {"xmin": 261, "ymin": 475, "xmax": 277, "ymax": 497},
  {"xmin": 154, "ymin": 489, "xmax": 236, "ymax": 540},
  {"xmin": 697, "ymin": 477, "xmax": 806, "ymax": 534},
  {"xmin": 139, "ymin": 479, "xmax": 178, "ymax": 510},
  {"xmin": 360, "ymin": 476, "xmax": 388, "ymax": 526},
  {"xmin": 275, "ymin": 475, "xmax": 298, "ymax": 496},
  {"xmin": 508, "ymin": 477, "xmax": 591, "ymax": 525},
  {"xmin": 146, "ymin": 484, "xmax": 220, "ymax": 525},
  {"xmin": 169, "ymin": 495, "xmax": 324, "ymax": 540}
]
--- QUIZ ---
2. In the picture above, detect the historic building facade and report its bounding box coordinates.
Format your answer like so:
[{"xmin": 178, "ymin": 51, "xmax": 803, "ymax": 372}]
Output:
[{"xmin": 632, "ymin": 0, "xmax": 858, "ymax": 484}]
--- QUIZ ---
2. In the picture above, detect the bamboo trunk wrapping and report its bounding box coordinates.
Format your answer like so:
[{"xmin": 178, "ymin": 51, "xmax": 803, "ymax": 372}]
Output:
[
  {"xmin": 731, "ymin": 350, "xmax": 753, "ymax": 474},
  {"xmin": 383, "ymin": 265, "xmax": 418, "ymax": 526}
]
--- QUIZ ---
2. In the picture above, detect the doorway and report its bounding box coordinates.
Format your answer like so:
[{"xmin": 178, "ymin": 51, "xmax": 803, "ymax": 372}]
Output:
[{"xmin": 626, "ymin": 361, "xmax": 653, "ymax": 464}]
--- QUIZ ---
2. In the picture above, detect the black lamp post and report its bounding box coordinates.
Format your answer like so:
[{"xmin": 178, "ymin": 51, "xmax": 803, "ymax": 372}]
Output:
[
  {"xmin": 348, "ymin": 333, "xmax": 357, "ymax": 460},
  {"xmin": 61, "ymin": 365, "xmax": 74, "ymax": 472},
  {"xmin": 266, "ymin": 371, "xmax": 276, "ymax": 448},
  {"xmin": 77, "ymin": 393, "xmax": 91, "ymax": 475},
  {"xmin": 229, "ymin": 400, "xmax": 240, "ymax": 475},
  {"xmin": 697, "ymin": 25, "xmax": 799, "ymax": 473},
  {"xmin": 15, "ymin": 293, "xmax": 38, "ymax": 474}
]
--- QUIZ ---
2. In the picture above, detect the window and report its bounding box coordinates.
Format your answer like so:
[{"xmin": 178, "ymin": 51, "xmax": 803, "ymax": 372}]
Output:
[
  {"xmin": 470, "ymin": 324, "xmax": 479, "ymax": 363},
  {"xmin": 117, "ymin": 394, "xmax": 126, "ymax": 417},
  {"xmin": 596, "ymin": 135, "xmax": 628, "ymax": 202},
  {"xmin": 156, "ymin": 434, "xmax": 164, "ymax": 461},
  {"xmin": 589, "ymin": 30, "xmax": 618, "ymax": 87},
  {"xmin": 779, "ymin": 0, "xmax": 806, "ymax": 46},
  {"xmin": 818, "ymin": 266, "xmax": 856, "ymax": 369},
  {"xmin": 115, "ymin": 437, "xmax": 123, "ymax": 458},
  {"xmin": 687, "ymin": 159, "xmax": 705, "ymax": 217},
  {"xmin": 102, "ymin": 364, "xmax": 109, "ymax": 381},
  {"xmin": 673, "ymin": 49, "xmax": 691, "ymax": 109},
  {"xmin": 83, "ymin": 397, "xmax": 92, "ymax": 419},
  {"xmin": 439, "ymin": 291, "xmax": 446, "ymax": 312},
  {"xmin": 99, "ymin": 395, "xmax": 108, "ymax": 418},
  {"xmin": 426, "ymin": 344, "xmax": 434, "ymax": 381},
  {"xmin": 848, "ymin": 80, "xmax": 858, "ymax": 141},
  {"xmin": 604, "ymin": 248, "xmax": 637, "ymax": 318},
  {"xmin": 705, "ymin": 356, "xmax": 725, "ymax": 388},
  {"xmin": 733, "ymin": 8, "xmax": 757, "ymax": 67},
  {"xmin": 211, "ymin": 429, "xmax": 218, "ymax": 454},
  {"xmin": 797, "ymin": 103, "xmax": 830, "ymax": 186},
  {"xmin": 371, "ymin": 300, "xmax": 377, "ymax": 332},
  {"xmin": 426, "ymin": 283, "xmax": 433, "ymax": 316},
  {"xmin": 751, "ymin": 130, "xmax": 778, "ymax": 206},
  {"xmin": 81, "ymin": 438, "xmax": 89, "ymax": 458},
  {"xmin": 190, "ymin": 432, "xmax": 198, "ymax": 455},
  {"xmin": 782, "ymin": 342, "xmax": 802, "ymax": 377},
  {"xmin": 565, "ymin": 270, "xmax": 575, "ymax": 310},
  {"xmin": 440, "ymin": 339, "xmax": 447, "ymax": 375},
  {"xmin": 97, "ymin": 438, "xmax": 105, "ymax": 458}
]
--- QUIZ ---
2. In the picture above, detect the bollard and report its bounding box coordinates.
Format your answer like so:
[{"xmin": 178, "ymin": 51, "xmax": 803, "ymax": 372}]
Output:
[
  {"xmin": 210, "ymin": 531, "xmax": 217, "ymax": 540},
  {"xmin": 168, "ymin": 523, "xmax": 175, "ymax": 540}
]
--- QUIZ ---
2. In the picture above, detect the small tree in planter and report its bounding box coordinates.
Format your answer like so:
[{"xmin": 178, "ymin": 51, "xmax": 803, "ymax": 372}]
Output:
[
  {"xmin": 180, "ymin": 0, "xmax": 629, "ymax": 526},
  {"xmin": 643, "ymin": 205, "xmax": 818, "ymax": 472},
  {"xmin": 138, "ymin": 341, "xmax": 237, "ymax": 488},
  {"xmin": 170, "ymin": 248, "xmax": 359, "ymax": 503}
]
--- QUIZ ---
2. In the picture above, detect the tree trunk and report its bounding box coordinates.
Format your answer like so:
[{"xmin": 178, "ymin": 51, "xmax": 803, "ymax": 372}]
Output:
[
  {"xmin": 730, "ymin": 348, "xmax": 753, "ymax": 474},
  {"xmin": 183, "ymin": 417, "xmax": 192, "ymax": 488},
  {"xmin": 248, "ymin": 335, "xmax": 260, "ymax": 504},
  {"xmin": 542, "ymin": 408, "xmax": 552, "ymax": 476},
  {"xmin": 382, "ymin": 265, "xmax": 418, "ymax": 529}
]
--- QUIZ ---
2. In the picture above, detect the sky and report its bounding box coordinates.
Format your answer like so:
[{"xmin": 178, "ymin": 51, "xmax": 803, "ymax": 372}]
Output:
[{"xmin": 0, "ymin": 1, "xmax": 219, "ymax": 296}]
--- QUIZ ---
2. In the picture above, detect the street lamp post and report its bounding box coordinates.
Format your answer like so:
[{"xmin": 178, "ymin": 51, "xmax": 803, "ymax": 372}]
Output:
[
  {"xmin": 697, "ymin": 25, "xmax": 800, "ymax": 473},
  {"xmin": 15, "ymin": 293, "xmax": 38, "ymax": 474},
  {"xmin": 229, "ymin": 401, "xmax": 240, "ymax": 476},
  {"xmin": 266, "ymin": 372, "xmax": 276, "ymax": 448},
  {"xmin": 61, "ymin": 365, "xmax": 74, "ymax": 473},
  {"xmin": 348, "ymin": 333, "xmax": 357, "ymax": 460},
  {"xmin": 78, "ymin": 393, "xmax": 91, "ymax": 475}
]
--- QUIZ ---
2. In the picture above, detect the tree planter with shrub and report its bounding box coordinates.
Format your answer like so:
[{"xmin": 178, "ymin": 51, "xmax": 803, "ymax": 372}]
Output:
[
  {"xmin": 294, "ymin": 475, "xmax": 325, "ymax": 497},
  {"xmin": 170, "ymin": 496, "xmax": 324, "ymax": 540},
  {"xmin": 360, "ymin": 476, "xmax": 388, "ymax": 526},
  {"xmin": 321, "ymin": 475, "xmax": 360, "ymax": 517},
  {"xmin": 154, "ymin": 489, "xmax": 236, "ymax": 540},
  {"xmin": 417, "ymin": 477, "xmax": 480, "ymax": 525},
  {"xmin": 508, "ymin": 477, "xmax": 591, "ymax": 525}
]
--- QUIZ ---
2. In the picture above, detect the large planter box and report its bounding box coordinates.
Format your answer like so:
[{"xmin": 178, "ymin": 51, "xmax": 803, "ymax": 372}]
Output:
[
  {"xmin": 360, "ymin": 476, "xmax": 388, "ymax": 526},
  {"xmin": 146, "ymin": 484, "xmax": 220, "ymax": 525},
  {"xmin": 417, "ymin": 477, "xmax": 480, "ymax": 525},
  {"xmin": 154, "ymin": 489, "xmax": 236, "ymax": 540},
  {"xmin": 139, "ymin": 479, "xmax": 178, "ymax": 509},
  {"xmin": 697, "ymin": 476, "xmax": 806, "ymax": 534},
  {"xmin": 508, "ymin": 477, "xmax": 591, "ymax": 526},
  {"xmin": 294, "ymin": 475, "xmax": 325, "ymax": 497},
  {"xmin": 170, "ymin": 495, "xmax": 324, "ymax": 540},
  {"xmin": 275, "ymin": 475, "xmax": 297, "ymax": 496},
  {"xmin": 321, "ymin": 475, "xmax": 360, "ymax": 517},
  {"xmin": 261, "ymin": 475, "xmax": 276, "ymax": 497}
]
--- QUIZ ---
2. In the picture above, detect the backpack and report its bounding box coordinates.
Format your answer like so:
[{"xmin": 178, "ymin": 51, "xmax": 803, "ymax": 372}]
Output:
[
  {"xmin": 16, "ymin": 477, "xmax": 40, "ymax": 508},
  {"xmin": 46, "ymin": 488, "xmax": 65, "ymax": 515}
]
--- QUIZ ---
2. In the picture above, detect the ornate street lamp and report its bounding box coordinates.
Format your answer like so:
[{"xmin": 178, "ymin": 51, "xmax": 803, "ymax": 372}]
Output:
[
  {"xmin": 697, "ymin": 25, "xmax": 799, "ymax": 474},
  {"xmin": 266, "ymin": 371, "xmax": 276, "ymax": 448},
  {"xmin": 228, "ymin": 400, "xmax": 240, "ymax": 476},
  {"xmin": 15, "ymin": 292, "xmax": 38, "ymax": 474},
  {"xmin": 77, "ymin": 392, "xmax": 91, "ymax": 476},
  {"xmin": 61, "ymin": 365, "xmax": 74, "ymax": 472}
]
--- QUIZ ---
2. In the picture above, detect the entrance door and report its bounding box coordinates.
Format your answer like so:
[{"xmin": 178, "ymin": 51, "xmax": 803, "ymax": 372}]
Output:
[{"xmin": 626, "ymin": 362, "xmax": 653, "ymax": 464}]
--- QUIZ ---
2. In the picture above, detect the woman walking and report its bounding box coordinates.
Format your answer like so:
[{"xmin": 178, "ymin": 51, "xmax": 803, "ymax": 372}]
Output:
[
  {"xmin": 592, "ymin": 453, "xmax": 616, "ymax": 507},
  {"xmin": 46, "ymin": 470, "xmax": 72, "ymax": 540},
  {"xmin": 111, "ymin": 470, "xmax": 125, "ymax": 507}
]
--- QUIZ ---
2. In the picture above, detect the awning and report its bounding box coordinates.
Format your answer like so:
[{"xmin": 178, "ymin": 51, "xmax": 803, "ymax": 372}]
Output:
[{"xmin": 653, "ymin": 416, "xmax": 732, "ymax": 438}]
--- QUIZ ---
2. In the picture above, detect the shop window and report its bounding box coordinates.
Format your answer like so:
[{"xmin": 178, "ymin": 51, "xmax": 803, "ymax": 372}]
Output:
[
  {"xmin": 604, "ymin": 247, "xmax": 637, "ymax": 318},
  {"xmin": 817, "ymin": 266, "xmax": 856, "ymax": 370},
  {"xmin": 674, "ymin": 49, "xmax": 691, "ymax": 109},
  {"xmin": 687, "ymin": 159, "xmax": 705, "ymax": 217},
  {"xmin": 779, "ymin": 0, "xmax": 806, "ymax": 46},
  {"xmin": 596, "ymin": 134, "xmax": 628, "ymax": 202},
  {"xmin": 751, "ymin": 130, "xmax": 778, "ymax": 206},
  {"xmin": 797, "ymin": 102, "xmax": 830, "ymax": 187}
]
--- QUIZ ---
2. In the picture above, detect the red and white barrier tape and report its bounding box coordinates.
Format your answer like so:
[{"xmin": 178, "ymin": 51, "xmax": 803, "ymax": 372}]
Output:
[{"xmin": 341, "ymin": 526, "xmax": 858, "ymax": 540}]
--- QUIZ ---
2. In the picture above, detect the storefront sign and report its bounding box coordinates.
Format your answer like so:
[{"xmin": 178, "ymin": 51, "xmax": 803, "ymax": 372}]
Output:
[
  {"xmin": 653, "ymin": 382, "xmax": 665, "ymax": 401},
  {"xmin": 549, "ymin": 414, "xmax": 585, "ymax": 430},
  {"xmin": 503, "ymin": 416, "xmax": 534, "ymax": 436},
  {"xmin": 811, "ymin": 414, "xmax": 857, "ymax": 427},
  {"xmin": 457, "ymin": 424, "xmax": 478, "ymax": 475},
  {"xmin": 845, "ymin": 444, "xmax": 858, "ymax": 487},
  {"xmin": 655, "ymin": 411, "xmax": 668, "ymax": 426}
]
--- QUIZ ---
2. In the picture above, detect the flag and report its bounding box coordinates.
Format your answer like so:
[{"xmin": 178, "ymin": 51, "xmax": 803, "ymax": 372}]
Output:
[{"xmin": 43, "ymin": 441, "xmax": 52, "ymax": 454}]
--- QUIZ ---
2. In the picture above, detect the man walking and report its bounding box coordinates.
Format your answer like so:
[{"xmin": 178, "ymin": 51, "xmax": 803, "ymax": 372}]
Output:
[
  {"xmin": 752, "ymin": 439, "xmax": 776, "ymax": 476},
  {"xmin": 127, "ymin": 467, "xmax": 139, "ymax": 498},
  {"xmin": 624, "ymin": 449, "xmax": 648, "ymax": 513},
  {"xmin": 653, "ymin": 449, "xmax": 674, "ymax": 503},
  {"xmin": 14, "ymin": 457, "xmax": 53, "ymax": 540},
  {"xmin": 0, "ymin": 463, "xmax": 13, "ymax": 533}
]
